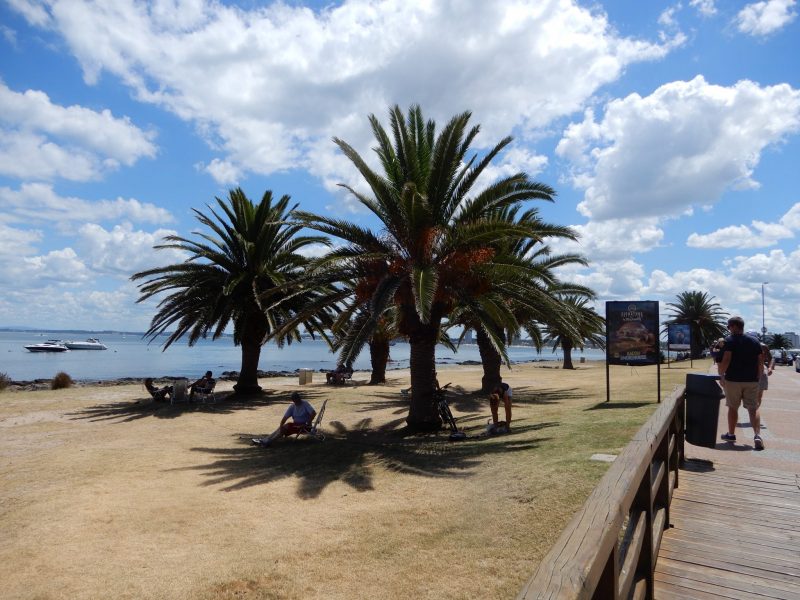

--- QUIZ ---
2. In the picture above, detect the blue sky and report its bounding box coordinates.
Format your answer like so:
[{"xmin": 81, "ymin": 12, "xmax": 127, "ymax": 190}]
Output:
[{"xmin": 1, "ymin": 0, "xmax": 798, "ymax": 336}]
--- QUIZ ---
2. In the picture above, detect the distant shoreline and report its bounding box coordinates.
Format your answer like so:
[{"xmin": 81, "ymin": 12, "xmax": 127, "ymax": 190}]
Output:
[{"xmin": 4, "ymin": 357, "xmax": 587, "ymax": 391}]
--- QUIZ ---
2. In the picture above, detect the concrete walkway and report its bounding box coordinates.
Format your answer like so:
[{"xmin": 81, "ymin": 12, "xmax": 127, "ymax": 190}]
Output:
[{"xmin": 685, "ymin": 365, "xmax": 800, "ymax": 470}]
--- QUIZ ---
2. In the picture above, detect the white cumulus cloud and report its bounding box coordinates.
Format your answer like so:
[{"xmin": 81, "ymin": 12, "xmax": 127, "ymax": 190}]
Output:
[
  {"xmin": 689, "ymin": 0, "xmax": 717, "ymax": 16},
  {"xmin": 8, "ymin": 0, "xmax": 681, "ymax": 189},
  {"xmin": 736, "ymin": 0, "xmax": 797, "ymax": 36},
  {"xmin": 557, "ymin": 76, "xmax": 800, "ymax": 220},
  {"xmin": 687, "ymin": 201, "xmax": 800, "ymax": 248},
  {"xmin": 0, "ymin": 183, "xmax": 173, "ymax": 226},
  {"xmin": 77, "ymin": 222, "xmax": 187, "ymax": 275},
  {"xmin": 0, "ymin": 82, "xmax": 157, "ymax": 181}
]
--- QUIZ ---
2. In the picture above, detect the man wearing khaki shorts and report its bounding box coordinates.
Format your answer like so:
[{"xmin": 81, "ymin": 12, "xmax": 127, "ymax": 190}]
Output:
[{"xmin": 718, "ymin": 316, "xmax": 765, "ymax": 450}]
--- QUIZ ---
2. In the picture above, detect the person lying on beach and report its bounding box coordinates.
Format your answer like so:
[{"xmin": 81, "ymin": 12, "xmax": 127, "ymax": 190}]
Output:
[
  {"xmin": 489, "ymin": 382, "xmax": 512, "ymax": 432},
  {"xmin": 253, "ymin": 392, "xmax": 316, "ymax": 447},
  {"xmin": 144, "ymin": 378, "xmax": 173, "ymax": 402},
  {"xmin": 189, "ymin": 371, "xmax": 215, "ymax": 400}
]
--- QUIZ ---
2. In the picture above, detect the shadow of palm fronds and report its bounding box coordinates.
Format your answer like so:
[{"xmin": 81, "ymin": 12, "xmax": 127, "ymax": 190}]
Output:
[
  {"xmin": 179, "ymin": 419, "xmax": 555, "ymax": 499},
  {"xmin": 585, "ymin": 401, "xmax": 652, "ymax": 411},
  {"xmin": 67, "ymin": 389, "xmax": 317, "ymax": 423}
]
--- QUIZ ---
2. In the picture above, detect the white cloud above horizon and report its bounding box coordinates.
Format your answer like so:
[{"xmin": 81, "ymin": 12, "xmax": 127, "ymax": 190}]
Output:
[
  {"xmin": 0, "ymin": 183, "xmax": 174, "ymax": 226},
  {"xmin": 736, "ymin": 0, "xmax": 797, "ymax": 36},
  {"xmin": 6, "ymin": 0, "xmax": 683, "ymax": 188},
  {"xmin": 0, "ymin": 81, "xmax": 157, "ymax": 181},
  {"xmin": 557, "ymin": 76, "xmax": 800, "ymax": 221},
  {"xmin": 690, "ymin": 0, "xmax": 718, "ymax": 17},
  {"xmin": 687, "ymin": 202, "xmax": 800, "ymax": 248}
]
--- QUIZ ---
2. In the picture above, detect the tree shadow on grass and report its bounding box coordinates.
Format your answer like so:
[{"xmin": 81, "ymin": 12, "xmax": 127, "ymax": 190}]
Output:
[
  {"xmin": 67, "ymin": 389, "xmax": 325, "ymax": 424},
  {"xmin": 510, "ymin": 387, "xmax": 584, "ymax": 406},
  {"xmin": 585, "ymin": 401, "xmax": 652, "ymax": 411},
  {"xmin": 179, "ymin": 419, "xmax": 558, "ymax": 498},
  {"xmin": 357, "ymin": 385, "xmax": 580, "ymax": 418}
]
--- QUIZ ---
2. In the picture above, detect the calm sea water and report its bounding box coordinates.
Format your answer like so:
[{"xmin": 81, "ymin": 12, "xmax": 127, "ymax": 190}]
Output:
[{"xmin": 0, "ymin": 330, "xmax": 606, "ymax": 382}]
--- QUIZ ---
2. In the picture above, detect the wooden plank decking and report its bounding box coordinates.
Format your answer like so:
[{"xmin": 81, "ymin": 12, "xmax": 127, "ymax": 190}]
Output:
[{"xmin": 655, "ymin": 459, "xmax": 800, "ymax": 599}]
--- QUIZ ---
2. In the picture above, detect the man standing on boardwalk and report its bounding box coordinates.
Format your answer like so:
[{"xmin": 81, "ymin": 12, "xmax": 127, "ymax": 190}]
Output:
[{"xmin": 718, "ymin": 316, "xmax": 765, "ymax": 450}]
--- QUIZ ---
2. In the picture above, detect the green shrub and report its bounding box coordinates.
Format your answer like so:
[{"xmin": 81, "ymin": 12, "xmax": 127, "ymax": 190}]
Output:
[
  {"xmin": 51, "ymin": 372, "xmax": 73, "ymax": 390},
  {"xmin": 0, "ymin": 372, "xmax": 10, "ymax": 392}
]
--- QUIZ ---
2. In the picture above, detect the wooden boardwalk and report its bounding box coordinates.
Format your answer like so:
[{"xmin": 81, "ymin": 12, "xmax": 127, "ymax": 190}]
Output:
[{"xmin": 655, "ymin": 460, "xmax": 800, "ymax": 599}]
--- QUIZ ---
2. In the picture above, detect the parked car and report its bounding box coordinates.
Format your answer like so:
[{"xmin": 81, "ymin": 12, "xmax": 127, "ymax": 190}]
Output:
[{"xmin": 771, "ymin": 349, "xmax": 793, "ymax": 366}]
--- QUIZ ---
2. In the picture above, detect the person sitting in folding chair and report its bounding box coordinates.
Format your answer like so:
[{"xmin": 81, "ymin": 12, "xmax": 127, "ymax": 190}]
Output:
[
  {"xmin": 144, "ymin": 378, "xmax": 173, "ymax": 402},
  {"xmin": 326, "ymin": 363, "xmax": 353, "ymax": 385},
  {"xmin": 189, "ymin": 370, "xmax": 215, "ymax": 402},
  {"xmin": 254, "ymin": 392, "xmax": 316, "ymax": 447}
]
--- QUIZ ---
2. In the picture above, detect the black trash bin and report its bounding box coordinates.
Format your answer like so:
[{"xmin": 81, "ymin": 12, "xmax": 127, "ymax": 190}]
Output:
[{"xmin": 685, "ymin": 373, "xmax": 724, "ymax": 448}]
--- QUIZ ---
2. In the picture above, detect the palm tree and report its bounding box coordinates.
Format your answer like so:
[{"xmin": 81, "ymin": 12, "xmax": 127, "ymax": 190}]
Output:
[
  {"xmin": 543, "ymin": 295, "xmax": 606, "ymax": 369},
  {"xmin": 448, "ymin": 237, "xmax": 592, "ymax": 391},
  {"xmin": 664, "ymin": 291, "xmax": 728, "ymax": 359},
  {"xmin": 131, "ymin": 188, "xmax": 332, "ymax": 394},
  {"xmin": 329, "ymin": 300, "xmax": 401, "ymax": 385},
  {"xmin": 295, "ymin": 105, "xmax": 561, "ymax": 430},
  {"xmin": 767, "ymin": 333, "xmax": 791, "ymax": 350}
]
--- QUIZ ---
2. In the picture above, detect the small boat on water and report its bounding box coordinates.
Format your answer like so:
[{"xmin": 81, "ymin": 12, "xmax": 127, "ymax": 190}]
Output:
[
  {"xmin": 24, "ymin": 340, "xmax": 69, "ymax": 352},
  {"xmin": 64, "ymin": 338, "xmax": 108, "ymax": 350}
]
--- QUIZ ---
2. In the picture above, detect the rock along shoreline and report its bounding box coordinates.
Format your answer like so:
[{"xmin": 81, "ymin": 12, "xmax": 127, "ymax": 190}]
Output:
[{"xmin": 4, "ymin": 357, "xmax": 573, "ymax": 392}]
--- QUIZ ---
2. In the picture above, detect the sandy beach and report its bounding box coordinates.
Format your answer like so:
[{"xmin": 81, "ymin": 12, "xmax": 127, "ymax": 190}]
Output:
[{"xmin": 0, "ymin": 360, "xmax": 702, "ymax": 599}]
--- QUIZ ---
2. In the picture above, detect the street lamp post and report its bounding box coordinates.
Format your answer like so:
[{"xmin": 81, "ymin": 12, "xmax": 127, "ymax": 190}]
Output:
[{"xmin": 761, "ymin": 282, "xmax": 768, "ymax": 337}]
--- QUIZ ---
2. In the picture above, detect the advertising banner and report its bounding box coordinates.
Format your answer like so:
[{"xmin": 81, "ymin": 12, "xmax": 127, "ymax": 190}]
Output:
[
  {"xmin": 606, "ymin": 301, "xmax": 659, "ymax": 366},
  {"xmin": 667, "ymin": 323, "xmax": 691, "ymax": 351}
]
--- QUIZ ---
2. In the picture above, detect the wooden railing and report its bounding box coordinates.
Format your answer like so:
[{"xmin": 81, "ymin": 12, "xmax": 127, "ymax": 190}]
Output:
[{"xmin": 518, "ymin": 386, "xmax": 686, "ymax": 600}]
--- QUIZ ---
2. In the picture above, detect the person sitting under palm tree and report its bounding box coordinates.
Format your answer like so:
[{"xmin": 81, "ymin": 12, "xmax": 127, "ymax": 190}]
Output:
[
  {"xmin": 253, "ymin": 392, "xmax": 316, "ymax": 447},
  {"xmin": 189, "ymin": 371, "xmax": 215, "ymax": 400},
  {"xmin": 326, "ymin": 363, "xmax": 353, "ymax": 384},
  {"xmin": 144, "ymin": 378, "xmax": 173, "ymax": 402}
]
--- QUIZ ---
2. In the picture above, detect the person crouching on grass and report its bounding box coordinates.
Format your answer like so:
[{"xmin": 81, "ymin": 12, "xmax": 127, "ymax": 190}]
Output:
[{"xmin": 253, "ymin": 392, "xmax": 316, "ymax": 447}]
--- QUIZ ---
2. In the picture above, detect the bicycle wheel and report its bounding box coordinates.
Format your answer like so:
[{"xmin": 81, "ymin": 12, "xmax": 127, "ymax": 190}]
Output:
[{"xmin": 438, "ymin": 399, "xmax": 457, "ymax": 431}]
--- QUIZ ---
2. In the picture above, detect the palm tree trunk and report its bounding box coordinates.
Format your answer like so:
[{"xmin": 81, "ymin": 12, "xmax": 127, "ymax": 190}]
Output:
[
  {"xmin": 369, "ymin": 339, "xmax": 390, "ymax": 384},
  {"xmin": 690, "ymin": 324, "xmax": 701, "ymax": 360},
  {"xmin": 476, "ymin": 327, "xmax": 502, "ymax": 392},
  {"xmin": 406, "ymin": 327, "xmax": 441, "ymax": 431},
  {"xmin": 234, "ymin": 316, "xmax": 265, "ymax": 394},
  {"xmin": 562, "ymin": 340, "xmax": 575, "ymax": 369}
]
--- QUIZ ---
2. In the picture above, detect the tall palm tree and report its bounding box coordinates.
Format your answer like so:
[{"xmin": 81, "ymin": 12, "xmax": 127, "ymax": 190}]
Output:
[
  {"xmin": 665, "ymin": 290, "xmax": 728, "ymax": 359},
  {"xmin": 543, "ymin": 295, "xmax": 606, "ymax": 369},
  {"xmin": 131, "ymin": 188, "xmax": 332, "ymax": 394},
  {"xmin": 767, "ymin": 333, "xmax": 791, "ymax": 350},
  {"xmin": 295, "ymin": 105, "xmax": 561, "ymax": 430}
]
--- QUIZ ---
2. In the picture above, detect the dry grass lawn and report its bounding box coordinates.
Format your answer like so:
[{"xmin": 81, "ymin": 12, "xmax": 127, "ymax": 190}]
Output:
[{"xmin": 0, "ymin": 360, "xmax": 708, "ymax": 599}]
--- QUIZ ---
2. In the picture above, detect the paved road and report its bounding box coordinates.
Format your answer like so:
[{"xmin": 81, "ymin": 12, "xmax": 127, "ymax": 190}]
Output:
[{"xmin": 685, "ymin": 365, "xmax": 800, "ymax": 471}]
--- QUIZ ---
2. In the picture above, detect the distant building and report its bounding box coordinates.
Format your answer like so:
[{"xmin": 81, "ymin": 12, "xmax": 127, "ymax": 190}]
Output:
[{"xmin": 784, "ymin": 331, "xmax": 800, "ymax": 347}]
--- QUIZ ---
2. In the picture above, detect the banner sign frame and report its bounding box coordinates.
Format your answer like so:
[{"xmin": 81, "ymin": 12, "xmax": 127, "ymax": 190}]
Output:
[
  {"xmin": 667, "ymin": 323, "xmax": 691, "ymax": 352},
  {"xmin": 605, "ymin": 301, "xmax": 661, "ymax": 403}
]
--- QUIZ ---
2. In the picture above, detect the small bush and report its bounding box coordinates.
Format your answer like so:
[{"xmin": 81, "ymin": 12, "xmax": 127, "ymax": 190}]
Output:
[
  {"xmin": 0, "ymin": 372, "xmax": 10, "ymax": 392},
  {"xmin": 51, "ymin": 372, "xmax": 73, "ymax": 390}
]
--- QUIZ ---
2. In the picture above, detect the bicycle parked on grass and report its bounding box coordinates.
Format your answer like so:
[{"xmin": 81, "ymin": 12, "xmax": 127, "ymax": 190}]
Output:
[{"xmin": 433, "ymin": 383, "xmax": 466, "ymax": 440}]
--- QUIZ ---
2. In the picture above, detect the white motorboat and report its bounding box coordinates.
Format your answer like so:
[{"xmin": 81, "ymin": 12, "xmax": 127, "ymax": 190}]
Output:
[
  {"xmin": 24, "ymin": 340, "xmax": 69, "ymax": 352},
  {"xmin": 64, "ymin": 338, "xmax": 108, "ymax": 350}
]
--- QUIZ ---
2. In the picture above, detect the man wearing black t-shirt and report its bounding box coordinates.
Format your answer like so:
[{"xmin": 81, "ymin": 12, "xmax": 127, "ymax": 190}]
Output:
[{"xmin": 718, "ymin": 316, "xmax": 765, "ymax": 450}]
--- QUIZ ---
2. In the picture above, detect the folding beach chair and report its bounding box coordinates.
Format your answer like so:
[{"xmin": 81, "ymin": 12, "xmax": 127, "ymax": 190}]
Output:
[
  {"xmin": 251, "ymin": 400, "xmax": 328, "ymax": 447},
  {"xmin": 193, "ymin": 380, "xmax": 216, "ymax": 404},
  {"xmin": 171, "ymin": 379, "xmax": 188, "ymax": 405},
  {"xmin": 296, "ymin": 399, "xmax": 327, "ymax": 441}
]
